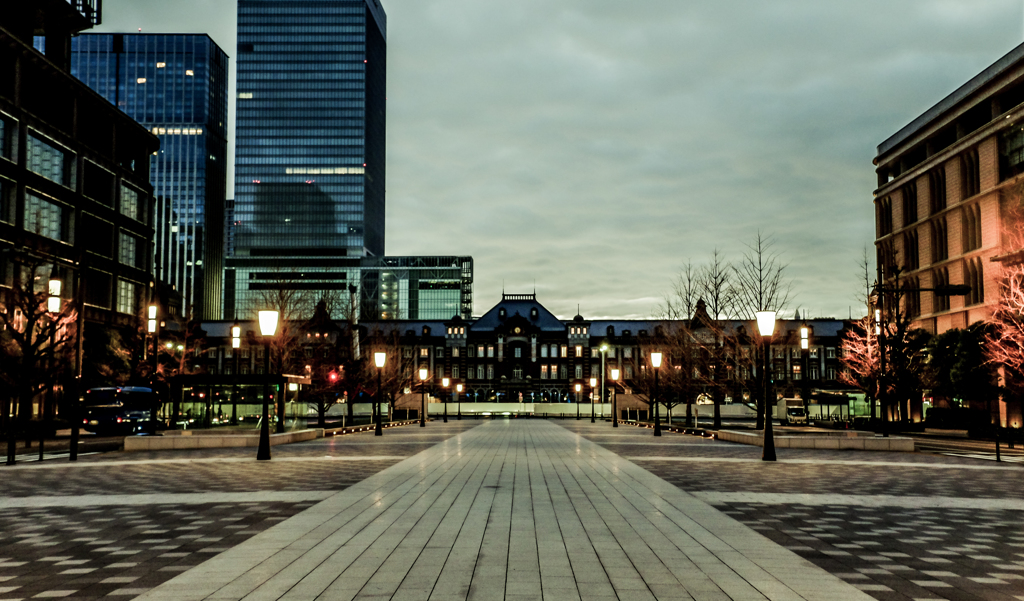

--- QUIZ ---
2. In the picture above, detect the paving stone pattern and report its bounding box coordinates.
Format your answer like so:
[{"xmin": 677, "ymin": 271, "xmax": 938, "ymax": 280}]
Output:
[{"xmin": 561, "ymin": 421, "xmax": 1024, "ymax": 601}]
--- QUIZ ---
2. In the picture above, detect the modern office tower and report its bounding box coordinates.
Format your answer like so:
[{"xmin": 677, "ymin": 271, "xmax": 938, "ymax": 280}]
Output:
[
  {"xmin": 70, "ymin": 34, "xmax": 229, "ymax": 320},
  {"xmin": 874, "ymin": 41, "xmax": 1024, "ymax": 334},
  {"xmin": 360, "ymin": 256, "xmax": 473, "ymax": 320},
  {"xmin": 226, "ymin": 0, "xmax": 387, "ymax": 321}
]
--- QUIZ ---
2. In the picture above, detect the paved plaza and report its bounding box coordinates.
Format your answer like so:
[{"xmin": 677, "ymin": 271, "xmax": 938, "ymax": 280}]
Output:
[{"xmin": 0, "ymin": 420, "xmax": 1021, "ymax": 601}]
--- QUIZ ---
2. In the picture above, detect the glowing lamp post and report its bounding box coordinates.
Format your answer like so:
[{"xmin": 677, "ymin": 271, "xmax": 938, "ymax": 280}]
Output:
[
  {"xmin": 651, "ymin": 352, "xmax": 663, "ymax": 437},
  {"xmin": 800, "ymin": 324, "xmax": 811, "ymax": 420},
  {"xmin": 257, "ymin": 310, "xmax": 278, "ymax": 461},
  {"xmin": 611, "ymin": 368, "xmax": 620, "ymax": 427},
  {"xmin": 756, "ymin": 310, "xmax": 777, "ymax": 462},
  {"xmin": 374, "ymin": 352, "xmax": 386, "ymax": 436},
  {"xmin": 442, "ymin": 377, "xmax": 450, "ymax": 423},
  {"xmin": 589, "ymin": 377, "xmax": 597, "ymax": 423},
  {"xmin": 599, "ymin": 344, "xmax": 608, "ymax": 422},
  {"xmin": 419, "ymin": 368, "xmax": 428, "ymax": 427},
  {"xmin": 574, "ymin": 383, "xmax": 581, "ymax": 420}
]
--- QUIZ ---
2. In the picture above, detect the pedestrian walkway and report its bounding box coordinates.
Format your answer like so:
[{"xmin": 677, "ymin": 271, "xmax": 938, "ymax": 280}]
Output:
[{"xmin": 135, "ymin": 420, "xmax": 872, "ymax": 601}]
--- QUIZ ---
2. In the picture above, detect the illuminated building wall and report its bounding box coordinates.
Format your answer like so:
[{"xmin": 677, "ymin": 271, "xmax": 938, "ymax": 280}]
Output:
[
  {"xmin": 226, "ymin": 0, "xmax": 387, "ymax": 321},
  {"xmin": 360, "ymin": 256, "xmax": 473, "ymax": 320},
  {"xmin": 71, "ymin": 33, "xmax": 229, "ymax": 320}
]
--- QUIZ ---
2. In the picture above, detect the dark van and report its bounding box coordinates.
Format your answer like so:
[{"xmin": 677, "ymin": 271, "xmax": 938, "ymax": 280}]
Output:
[{"xmin": 82, "ymin": 387, "xmax": 161, "ymax": 435}]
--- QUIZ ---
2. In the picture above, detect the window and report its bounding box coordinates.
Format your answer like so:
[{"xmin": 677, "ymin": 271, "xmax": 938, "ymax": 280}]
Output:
[
  {"xmin": 1000, "ymin": 125, "xmax": 1024, "ymax": 181},
  {"xmin": 827, "ymin": 367, "xmax": 837, "ymax": 381},
  {"xmin": 929, "ymin": 168, "xmax": 947, "ymax": 214},
  {"xmin": 241, "ymin": 347, "xmax": 250, "ymax": 359},
  {"xmin": 477, "ymin": 365, "xmax": 484, "ymax": 379},
  {"xmin": 931, "ymin": 217, "xmax": 948, "ymax": 263},
  {"xmin": 24, "ymin": 192, "xmax": 70, "ymax": 242},
  {"xmin": 435, "ymin": 347, "xmax": 443, "ymax": 358},
  {"xmin": 560, "ymin": 345, "xmax": 567, "ymax": 358},
  {"xmin": 477, "ymin": 345, "xmax": 484, "ymax": 357},
  {"xmin": 541, "ymin": 345, "xmax": 548, "ymax": 358},
  {"xmin": 0, "ymin": 178, "xmax": 11, "ymax": 223},
  {"xmin": 513, "ymin": 366, "xmax": 523, "ymax": 379},
  {"xmin": 903, "ymin": 230, "xmax": 919, "ymax": 270},
  {"xmin": 403, "ymin": 348, "xmax": 412, "ymax": 358},
  {"xmin": 514, "ymin": 347, "xmax": 521, "ymax": 358},
  {"xmin": 452, "ymin": 347, "xmax": 459, "ymax": 358},
  {"xmin": 625, "ymin": 366, "xmax": 633, "ymax": 379},
  {"xmin": 27, "ymin": 132, "xmax": 72, "ymax": 186},
  {"xmin": 486, "ymin": 365, "xmax": 494, "ymax": 379},
  {"xmin": 435, "ymin": 366, "xmax": 443, "ymax": 379},
  {"xmin": 575, "ymin": 365, "xmax": 582, "ymax": 379},
  {"xmin": 902, "ymin": 183, "xmax": 917, "ymax": 226},
  {"xmin": 119, "ymin": 233, "xmax": 137, "ymax": 266},
  {"xmin": 933, "ymin": 267, "xmax": 951, "ymax": 313},
  {"xmin": 120, "ymin": 185, "xmax": 141, "ymax": 222},
  {"xmin": 575, "ymin": 345, "xmax": 582, "ymax": 357},
  {"xmin": 826, "ymin": 348, "xmax": 836, "ymax": 359},
  {"xmin": 0, "ymin": 116, "xmax": 13, "ymax": 161},
  {"xmin": 623, "ymin": 347, "xmax": 632, "ymax": 359},
  {"xmin": 550, "ymin": 344, "xmax": 557, "ymax": 357},
  {"xmin": 487, "ymin": 346, "xmax": 494, "ymax": 358},
  {"xmin": 961, "ymin": 147, "xmax": 980, "ymax": 199},
  {"xmin": 904, "ymin": 277, "xmax": 921, "ymax": 318},
  {"xmin": 809, "ymin": 366, "xmax": 820, "ymax": 380},
  {"xmin": 541, "ymin": 365, "xmax": 549, "ymax": 379},
  {"xmin": 962, "ymin": 204, "xmax": 982, "ymax": 252},
  {"xmin": 559, "ymin": 365, "xmax": 567, "ymax": 379},
  {"xmin": 877, "ymin": 196, "xmax": 893, "ymax": 236},
  {"xmin": 452, "ymin": 365, "xmax": 459, "ymax": 379},
  {"xmin": 420, "ymin": 348, "xmax": 428, "ymax": 357},
  {"xmin": 793, "ymin": 365, "xmax": 802, "ymax": 380},
  {"xmin": 116, "ymin": 279, "xmax": 138, "ymax": 315},
  {"xmin": 966, "ymin": 258, "xmax": 985, "ymax": 305},
  {"xmin": 809, "ymin": 348, "xmax": 819, "ymax": 359}
]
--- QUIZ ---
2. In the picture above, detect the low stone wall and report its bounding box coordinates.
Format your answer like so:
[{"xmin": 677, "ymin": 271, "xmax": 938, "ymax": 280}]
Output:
[
  {"xmin": 123, "ymin": 429, "xmax": 323, "ymax": 452},
  {"xmin": 715, "ymin": 429, "xmax": 915, "ymax": 452}
]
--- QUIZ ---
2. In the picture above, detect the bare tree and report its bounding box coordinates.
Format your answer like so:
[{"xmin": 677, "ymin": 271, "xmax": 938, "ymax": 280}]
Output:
[
  {"xmin": 660, "ymin": 261, "xmax": 700, "ymax": 320},
  {"xmin": 733, "ymin": 232, "xmax": 793, "ymax": 429},
  {"xmin": 698, "ymin": 249, "xmax": 738, "ymax": 428}
]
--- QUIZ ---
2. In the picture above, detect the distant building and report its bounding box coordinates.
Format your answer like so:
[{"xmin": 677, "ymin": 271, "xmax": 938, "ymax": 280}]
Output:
[
  {"xmin": 360, "ymin": 256, "xmax": 473, "ymax": 320},
  {"xmin": 226, "ymin": 0, "xmax": 387, "ymax": 320},
  {"xmin": 0, "ymin": 1, "xmax": 158, "ymax": 333},
  {"xmin": 70, "ymin": 33, "xmax": 229, "ymax": 320},
  {"xmin": 874, "ymin": 41, "xmax": 1024, "ymax": 333}
]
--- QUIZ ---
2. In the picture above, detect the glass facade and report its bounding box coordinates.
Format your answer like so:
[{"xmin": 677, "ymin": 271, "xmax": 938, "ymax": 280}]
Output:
[
  {"xmin": 71, "ymin": 33, "xmax": 229, "ymax": 320},
  {"xmin": 226, "ymin": 0, "xmax": 387, "ymax": 320},
  {"xmin": 360, "ymin": 256, "xmax": 473, "ymax": 320}
]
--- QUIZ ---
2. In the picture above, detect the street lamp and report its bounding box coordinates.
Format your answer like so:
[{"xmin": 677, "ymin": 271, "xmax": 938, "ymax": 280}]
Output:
[
  {"xmin": 47, "ymin": 268, "xmax": 61, "ymax": 314},
  {"xmin": 419, "ymin": 367, "xmax": 428, "ymax": 427},
  {"xmin": 800, "ymin": 324, "xmax": 811, "ymax": 420},
  {"xmin": 575, "ymin": 383, "xmax": 582, "ymax": 420},
  {"xmin": 611, "ymin": 368, "xmax": 620, "ymax": 427},
  {"xmin": 599, "ymin": 344, "xmax": 608, "ymax": 422},
  {"xmin": 651, "ymin": 352, "xmax": 663, "ymax": 437},
  {"xmin": 374, "ymin": 352, "xmax": 385, "ymax": 436},
  {"xmin": 257, "ymin": 309, "xmax": 278, "ymax": 461},
  {"xmin": 756, "ymin": 310, "xmax": 777, "ymax": 462},
  {"xmin": 442, "ymin": 377, "xmax": 450, "ymax": 423},
  {"xmin": 231, "ymin": 323, "xmax": 240, "ymax": 426},
  {"xmin": 589, "ymin": 377, "xmax": 597, "ymax": 423},
  {"xmin": 456, "ymin": 383, "xmax": 463, "ymax": 420}
]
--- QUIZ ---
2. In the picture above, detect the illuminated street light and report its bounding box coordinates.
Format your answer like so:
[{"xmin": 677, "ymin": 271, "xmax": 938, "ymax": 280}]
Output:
[
  {"xmin": 651, "ymin": 352, "xmax": 663, "ymax": 437},
  {"xmin": 419, "ymin": 367, "xmax": 428, "ymax": 427},
  {"xmin": 374, "ymin": 352, "xmax": 386, "ymax": 436},
  {"xmin": 442, "ymin": 377, "xmax": 450, "ymax": 423},
  {"xmin": 756, "ymin": 310, "xmax": 777, "ymax": 462},
  {"xmin": 589, "ymin": 377, "xmax": 597, "ymax": 423},
  {"xmin": 257, "ymin": 309, "xmax": 279, "ymax": 461}
]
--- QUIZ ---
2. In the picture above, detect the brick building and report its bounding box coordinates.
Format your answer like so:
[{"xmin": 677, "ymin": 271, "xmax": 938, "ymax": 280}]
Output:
[{"xmin": 873, "ymin": 41, "xmax": 1024, "ymax": 333}]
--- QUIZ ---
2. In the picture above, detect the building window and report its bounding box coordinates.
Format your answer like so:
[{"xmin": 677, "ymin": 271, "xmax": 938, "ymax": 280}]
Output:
[
  {"xmin": 477, "ymin": 345, "xmax": 484, "ymax": 357},
  {"xmin": 809, "ymin": 348, "xmax": 819, "ymax": 359},
  {"xmin": 826, "ymin": 367, "xmax": 837, "ymax": 380},
  {"xmin": 550, "ymin": 344, "xmax": 557, "ymax": 357},
  {"xmin": 24, "ymin": 192, "xmax": 71, "ymax": 243},
  {"xmin": 809, "ymin": 366, "xmax": 820, "ymax": 380},
  {"xmin": 477, "ymin": 365, "xmax": 484, "ymax": 379},
  {"xmin": 559, "ymin": 365, "xmax": 568, "ymax": 379},
  {"xmin": 793, "ymin": 365, "xmax": 802, "ymax": 380},
  {"xmin": 929, "ymin": 168, "xmax": 947, "ymax": 214},
  {"xmin": 452, "ymin": 347, "xmax": 459, "ymax": 358},
  {"xmin": 961, "ymin": 147, "xmax": 981, "ymax": 199},
  {"xmin": 903, "ymin": 230, "xmax": 919, "ymax": 270},
  {"xmin": 966, "ymin": 258, "xmax": 985, "ymax": 305},
  {"xmin": 119, "ymin": 233, "xmax": 137, "ymax": 266},
  {"xmin": 403, "ymin": 348, "xmax": 412, "ymax": 358},
  {"xmin": 514, "ymin": 366, "xmax": 523, "ymax": 379},
  {"xmin": 904, "ymin": 277, "xmax": 921, "ymax": 318},
  {"xmin": 575, "ymin": 345, "xmax": 582, "ymax": 357},
  {"xmin": 877, "ymin": 196, "xmax": 893, "ymax": 236},
  {"xmin": 487, "ymin": 365, "xmax": 494, "ymax": 379},
  {"xmin": 541, "ymin": 345, "xmax": 548, "ymax": 358},
  {"xmin": 0, "ymin": 178, "xmax": 12, "ymax": 223},
  {"xmin": 0, "ymin": 116, "xmax": 15, "ymax": 161},
  {"xmin": 514, "ymin": 347, "xmax": 522, "ymax": 358},
  {"xmin": 435, "ymin": 366, "xmax": 443, "ymax": 379},
  {"xmin": 1000, "ymin": 125, "xmax": 1024, "ymax": 181},
  {"xmin": 902, "ymin": 183, "xmax": 917, "ymax": 226},
  {"xmin": 826, "ymin": 347, "xmax": 836, "ymax": 359},
  {"xmin": 452, "ymin": 365, "xmax": 459, "ymax": 379},
  {"xmin": 541, "ymin": 365, "xmax": 549, "ymax": 379},
  {"xmin": 420, "ymin": 348, "xmax": 429, "ymax": 357},
  {"xmin": 623, "ymin": 347, "xmax": 632, "ymax": 359},
  {"xmin": 962, "ymin": 204, "xmax": 982, "ymax": 252},
  {"xmin": 625, "ymin": 365, "xmax": 633, "ymax": 379},
  {"xmin": 575, "ymin": 365, "xmax": 582, "ymax": 379},
  {"xmin": 487, "ymin": 346, "xmax": 494, "ymax": 358},
  {"xmin": 27, "ymin": 132, "xmax": 72, "ymax": 186},
  {"xmin": 116, "ymin": 279, "xmax": 138, "ymax": 315},
  {"xmin": 120, "ymin": 184, "xmax": 141, "ymax": 222},
  {"xmin": 435, "ymin": 347, "xmax": 443, "ymax": 358},
  {"xmin": 933, "ymin": 267, "xmax": 951, "ymax": 313},
  {"xmin": 560, "ymin": 345, "xmax": 567, "ymax": 358},
  {"xmin": 931, "ymin": 216, "xmax": 948, "ymax": 263}
]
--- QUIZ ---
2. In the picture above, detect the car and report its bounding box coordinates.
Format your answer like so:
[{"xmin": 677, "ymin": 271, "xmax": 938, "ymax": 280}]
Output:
[{"xmin": 82, "ymin": 386, "xmax": 161, "ymax": 435}]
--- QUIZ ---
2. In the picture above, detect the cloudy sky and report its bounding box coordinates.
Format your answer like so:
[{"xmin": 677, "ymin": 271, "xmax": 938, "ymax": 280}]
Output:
[{"xmin": 95, "ymin": 0, "xmax": 1024, "ymax": 320}]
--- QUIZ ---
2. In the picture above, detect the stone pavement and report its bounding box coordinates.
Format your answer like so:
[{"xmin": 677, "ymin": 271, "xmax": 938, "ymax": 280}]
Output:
[
  {"xmin": 2, "ymin": 419, "xmax": 1023, "ymax": 601},
  {"xmin": 131, "ymin": 420, "xmax": 867, "ymax": 601}
]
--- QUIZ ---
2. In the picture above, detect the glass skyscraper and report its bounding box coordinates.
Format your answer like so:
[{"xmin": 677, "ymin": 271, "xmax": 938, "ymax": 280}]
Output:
[
  {"xmin": 70, "ymin": 34, "xmax": 229, "ymax": 320},
  {"xmin": 226, "ymin": 0, "xmax": 387, "ymax": 320},
  {"xmin": 360, "ymin": 256, "xmax": 474, "ymax": 320}
]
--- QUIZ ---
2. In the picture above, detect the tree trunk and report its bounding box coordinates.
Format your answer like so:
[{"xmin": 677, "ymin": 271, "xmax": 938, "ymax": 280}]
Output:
[{"xmin": 713, "ymin": 387, "xmax": 723, "ymax": 430}]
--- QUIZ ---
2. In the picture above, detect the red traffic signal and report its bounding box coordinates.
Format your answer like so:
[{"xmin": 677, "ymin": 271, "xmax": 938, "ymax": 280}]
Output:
[{"xmin": 327, "ymin": 371, "xmax": 339, "ymax": 383}]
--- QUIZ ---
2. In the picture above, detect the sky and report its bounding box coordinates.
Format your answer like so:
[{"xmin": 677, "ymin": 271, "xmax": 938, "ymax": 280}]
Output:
[{"xmin": 93, "ymin": 0, "xmax": 1024, "ymax": 321}]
